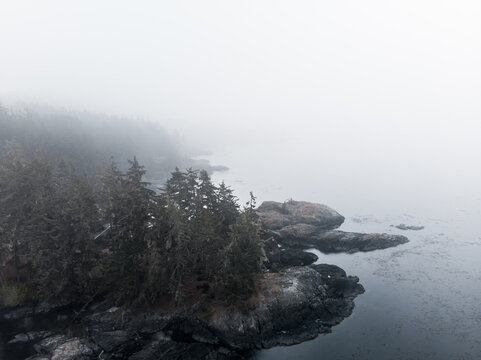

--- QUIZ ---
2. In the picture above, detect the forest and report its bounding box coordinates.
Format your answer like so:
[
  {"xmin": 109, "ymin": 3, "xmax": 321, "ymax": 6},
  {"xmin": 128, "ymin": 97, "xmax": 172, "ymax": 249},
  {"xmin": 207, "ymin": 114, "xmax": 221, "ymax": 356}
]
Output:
[{"xmin": 0, "ymin": 107, "xmax": 264, "ymax": 308}]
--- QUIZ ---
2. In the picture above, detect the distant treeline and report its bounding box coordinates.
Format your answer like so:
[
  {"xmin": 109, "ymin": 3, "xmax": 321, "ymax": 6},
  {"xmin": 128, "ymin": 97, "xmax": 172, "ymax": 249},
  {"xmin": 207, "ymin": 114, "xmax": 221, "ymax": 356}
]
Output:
[
  {"xmin": 0, "ymin": 104, "xmax": 220, "ymax": 185},
  {"xmin": 0, "ymin": 142, "xmax": 264, "ymax": 306}
]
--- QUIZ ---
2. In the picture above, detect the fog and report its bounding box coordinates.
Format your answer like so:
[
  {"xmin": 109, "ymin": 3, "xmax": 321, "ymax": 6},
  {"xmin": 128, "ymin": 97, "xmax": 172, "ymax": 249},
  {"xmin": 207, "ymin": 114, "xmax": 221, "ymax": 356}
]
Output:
[
  {"xmin": 1, "ymin": 2, "xmax": 481, "ymax": 359},
  {"xmin": 1, "ymin": 0, "xmax": 480, "ymax": 214}
]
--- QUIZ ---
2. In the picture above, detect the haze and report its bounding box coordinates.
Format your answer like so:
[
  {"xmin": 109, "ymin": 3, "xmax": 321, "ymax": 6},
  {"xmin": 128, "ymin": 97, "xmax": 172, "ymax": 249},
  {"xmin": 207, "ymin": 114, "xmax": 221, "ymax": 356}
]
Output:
[{"xmin": 1, "ymin": 0, "xmax": 480, "ymax": 216}]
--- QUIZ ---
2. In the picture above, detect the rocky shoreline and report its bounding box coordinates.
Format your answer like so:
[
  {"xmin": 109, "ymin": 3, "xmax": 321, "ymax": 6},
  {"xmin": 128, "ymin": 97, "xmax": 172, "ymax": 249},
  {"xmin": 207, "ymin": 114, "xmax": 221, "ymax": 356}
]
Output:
[
  {"xmin": 2, "ymin": 200, "xmax": 409, "ymax": 359},
  {"xmin": 258, "ymin": 200, "xmax": 409, "ymax": 254},
  {"xmin": 2, "ymin": 264, "xmax": 364, "ymax": 360}
]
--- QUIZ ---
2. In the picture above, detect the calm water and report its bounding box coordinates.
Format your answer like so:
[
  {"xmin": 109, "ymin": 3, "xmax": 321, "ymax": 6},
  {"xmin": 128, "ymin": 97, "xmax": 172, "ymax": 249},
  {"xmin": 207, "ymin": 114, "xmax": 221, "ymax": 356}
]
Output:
[
  {"xmin": 209, "ymin": 144, "xmax": 481, "ymax": 360},
  {"xmin": 255, "ymin": 214, "xmax": 481, "ymax": 360}
]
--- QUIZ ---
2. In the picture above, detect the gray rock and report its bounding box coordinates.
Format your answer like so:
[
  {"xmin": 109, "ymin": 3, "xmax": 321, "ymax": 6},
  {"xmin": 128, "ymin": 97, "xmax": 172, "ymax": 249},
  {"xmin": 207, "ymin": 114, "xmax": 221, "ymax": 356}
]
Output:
[
  {"xmin": 24, "ymin": 263, "xmax": 363, "ymax": 359},
  {"xmin": 8, "ymin": 331, "xmax": 55, "ymax": 344},
  {"xmin": 34, "ymin": 335, "xmax": 97, "ymax": 360},
  {"xmin": 50, "ymin": 338, "xmax": 95, "ymax": 360},
  {"xmin": 129, "ymin": 340, "xmax": 243, "ymax": 360},
  {"xmin": 205, "ymin": 266, "xmax": 364, "ymax": 349},
  {"xmin": 394, "ymin": 223, "xmax": 424, "ymax": 231},
  {"xmin": 8, "ymin": 333, "xmax": 31, "ymax": 343},
  {"xmin": 91, "ymin": 330, "xmax": 133, "ymax": 353},
  {"xmin": 35, "ymin": 335, "xmax": 70, "ymax": 354},
  {"xmin": 278, "ymin": 229, "xmax": 409, "ymax": 253},
  {"xmin": 263, "ymin": 237, "xmax": 318, "ymax": 270},
  {"xmin": 257, "ymin": 200, "xmax": 345, "ymax": 231},
  {"xmin": 258, "ymin": 200, "xmax": 409, "ymax": 254},
  {"xmin": 311, "ymin": 264, "xmax": 364, "ymax": 299},
  {"xmin": 279, "ymin": 249, "xmax": 318, "ymax": 267}
]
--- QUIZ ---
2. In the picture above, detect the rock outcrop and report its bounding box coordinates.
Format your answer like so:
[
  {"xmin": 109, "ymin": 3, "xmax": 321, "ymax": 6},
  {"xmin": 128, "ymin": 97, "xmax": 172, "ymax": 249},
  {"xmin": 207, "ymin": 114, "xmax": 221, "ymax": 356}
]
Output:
[
  {"xmin": 263, "ymin": 238, "xmax": 318, "ymax": 271},
  {"xmin": 257, "ymin": 200, "xmax": 345, "ymax": 231},
  {"xmin": 206, "ymin": 266, "xmax": 364, "ymax": 349},
  {"xmin": 258, "ymin": 200, "xmax": 409, "ymax": 256},
  {"xmin": 275, "ymin": 230, "xmax": 409, "ymax": 253},
  {"xmin": 23, "ymin": 265, "xmax": 363, "ymax": 359},
  {"xmin": 32, "ymin": 335, "xmax": 97, "ymax": 360}
]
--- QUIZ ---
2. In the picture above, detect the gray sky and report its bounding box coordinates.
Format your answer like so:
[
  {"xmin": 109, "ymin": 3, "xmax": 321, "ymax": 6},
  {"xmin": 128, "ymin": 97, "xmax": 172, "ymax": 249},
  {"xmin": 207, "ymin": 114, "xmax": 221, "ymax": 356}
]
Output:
[{"xmin": 1, "ymin": 0, "xmax": 480, "ymax": 208}]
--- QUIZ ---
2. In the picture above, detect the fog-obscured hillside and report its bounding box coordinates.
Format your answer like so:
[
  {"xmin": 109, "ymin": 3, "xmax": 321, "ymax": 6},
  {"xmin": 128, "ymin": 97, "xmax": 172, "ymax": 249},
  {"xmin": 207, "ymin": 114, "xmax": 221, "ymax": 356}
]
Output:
[{"xmin": 0, "ymin": 104, "xmax": 227, "ymax": 186}]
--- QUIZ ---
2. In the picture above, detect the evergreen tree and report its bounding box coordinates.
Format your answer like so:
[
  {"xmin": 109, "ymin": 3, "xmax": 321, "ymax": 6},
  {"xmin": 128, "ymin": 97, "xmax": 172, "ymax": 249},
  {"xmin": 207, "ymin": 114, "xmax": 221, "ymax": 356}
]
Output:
[
  {"xmin": 1, "ymin": 150, "xmax": 266, "ymax": 307},
  {"xmin": 220, "ymin": 192, "xmax": 264, "ymax": 301},
  {"xmin": 215, "ymin": 181, "xmax": 239, "ymax": 237},
  {"xmin": 99, "ymin": 157, "xmax": 154, "ymax": 302},
  {"xmin": 0, "ymin": 146, "xmax": 54, "ymax": 294}
]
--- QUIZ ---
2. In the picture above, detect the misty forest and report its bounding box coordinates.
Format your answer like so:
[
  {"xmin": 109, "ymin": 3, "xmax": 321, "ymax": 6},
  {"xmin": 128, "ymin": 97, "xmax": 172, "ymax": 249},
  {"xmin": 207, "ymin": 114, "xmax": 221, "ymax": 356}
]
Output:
[
  {"xmin": 0, "ymin": 107, "xmax": 263, "ymax": 308},
  {"xmin": 1, "ymin": 1, "xmax": 480, "ymax": 360}
]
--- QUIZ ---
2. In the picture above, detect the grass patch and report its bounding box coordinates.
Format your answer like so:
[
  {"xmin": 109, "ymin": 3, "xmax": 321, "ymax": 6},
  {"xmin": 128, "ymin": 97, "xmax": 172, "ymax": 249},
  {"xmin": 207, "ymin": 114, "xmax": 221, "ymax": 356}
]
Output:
[{"xmin": 0, "ymin": 281, "xmax": 29, "ymax": 306}]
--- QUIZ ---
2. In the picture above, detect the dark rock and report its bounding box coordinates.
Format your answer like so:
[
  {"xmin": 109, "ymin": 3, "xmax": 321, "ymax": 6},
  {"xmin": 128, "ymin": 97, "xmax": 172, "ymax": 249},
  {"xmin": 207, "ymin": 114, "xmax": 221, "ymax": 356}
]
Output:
[
  {"xmin": 25, "ymin": 263, "xmax": 364, "ymax": 359},
  {"xmin": 263, "ymin": 237, "xmax": 318, "ymax": 270},
  {"xmin": 278, "ymin": 223, "xmax": 321, "ymax": 239},
  {"xmin": 50, "ymin": 338, "xmax": 96, "ymax": 360},
  {"xmin": 91, "ymin": 329, "xmax": 137, "ymax": 353},
  {"xmin": 279, "ymin": 230, "xmax": 409, "ymax": 253},
  {"xmin": 263, "ymin": 237, "xmax": 282, "ymax": 266},
  {"xmin": 205, "ymin": 266, "xmax": 363, "ymax": 349},
  {"xmin": 82, "ymin": 307, "xmax": 133, "ymax": 332},
  {"xmin": 257, "ymin": 200, "xmax": 345, "ymax": 231},
  {"xmin": 311, "ymin": 264, "xmax": 365, "ymax": 299},
  {"xmin": 35, "ymin": 334, "xmax": 70, "ymax": 354},
  {"xmin": 8, "ymin": 331, "xmax": 55, "ymax": 344},
  {"xmin": 130, "ymin": 340, "xmax": 243, "ymax": 360},
  {"xmin": 34, "ymin": 335, "xmax": 97, "ymax": 360},
  {"xmin": 2, "ymin": 303, "xmax": 70, "ymax": 320},
  {"xmin": 165, "ymin": 317, "xmax": 220, "ymax": 345},
  {"xmin": 394, "ymin": 223, "xmax": 424, "ymax": 231},
  {"xmin": 258, "ymin": 200, "xmax": 409, "ymax": 253},
  {"xmin": 8, "ymin": 333, "xmax": 31, "ymax": 343},
  {"xmin": 279, "ymin": 250, "xmax": 318, "ymax": 267}
]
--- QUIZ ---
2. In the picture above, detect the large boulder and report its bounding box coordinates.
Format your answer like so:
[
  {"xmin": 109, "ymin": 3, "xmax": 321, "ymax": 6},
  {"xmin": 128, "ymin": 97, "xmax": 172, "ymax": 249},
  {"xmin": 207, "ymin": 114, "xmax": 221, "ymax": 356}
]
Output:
[{"xmin": 257, "ymin": 200, "xmax": 345, "ymax": 231}]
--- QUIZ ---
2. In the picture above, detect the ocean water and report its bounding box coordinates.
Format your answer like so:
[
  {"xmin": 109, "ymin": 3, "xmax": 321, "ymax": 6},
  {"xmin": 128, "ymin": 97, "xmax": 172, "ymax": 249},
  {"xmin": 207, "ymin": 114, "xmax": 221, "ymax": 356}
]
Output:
[
  {"xmin": 255, "ymin": 215, "xmax": 481, "ymax": 360},
  {"xmin": 209, "ymin": 143, "xmax": 481, "ymax": 360}
]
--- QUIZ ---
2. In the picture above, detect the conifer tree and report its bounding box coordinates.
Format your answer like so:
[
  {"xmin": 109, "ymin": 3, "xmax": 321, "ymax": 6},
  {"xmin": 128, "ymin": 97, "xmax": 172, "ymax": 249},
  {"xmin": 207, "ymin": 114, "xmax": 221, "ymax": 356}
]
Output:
[
  {"xmin": 100, "ymin": 157, "xmax": 154, "ymax": 302},
  {"xmin": 215, "ymin": 181, "xmax": 239, "ymax": 237},
  {"xmin": 220, "ymin": 192, "xmax": 264, "ymax": 301}
]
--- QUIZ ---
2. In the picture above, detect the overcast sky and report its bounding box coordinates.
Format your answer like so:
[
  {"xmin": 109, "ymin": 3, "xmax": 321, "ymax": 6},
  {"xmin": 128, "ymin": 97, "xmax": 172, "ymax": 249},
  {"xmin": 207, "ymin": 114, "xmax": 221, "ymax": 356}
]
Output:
[{"xmin": 1, "ymin": 1, "xmax": 480, "ymax": 209}]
